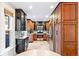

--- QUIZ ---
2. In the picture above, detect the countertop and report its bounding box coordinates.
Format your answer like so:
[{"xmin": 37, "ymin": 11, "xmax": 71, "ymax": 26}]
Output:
[
  {"xmin": 16, "ymin": 36, "xmax": 29, "ymax": 39},
  {"xmin": 15, "ymin": 31, "xmax": 29, "ymax": 39}
]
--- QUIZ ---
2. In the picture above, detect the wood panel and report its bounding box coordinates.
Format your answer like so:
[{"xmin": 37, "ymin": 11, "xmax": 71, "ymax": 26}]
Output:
[
  {"xmin": 45, "ymin": 20, "xmax": 50, "ymax": 31},
  {"xmin": 62, "ymin": 2, "xmax": 78, "ymax": 22},
  {"xmin": 54, "ymin": 22, "xmax": 61, "ymax": 54},
  {"xmin": 43, "ymin": 34, "xmax": 48, "ymax": 41},
  {"xmin": 51, "ymin": 2, "xmax": 78, "ymax": 56},
  {"xmin": 53, "ymin": 21, "xmax": 56, "ymax": 52},
  {"xmin": 62, "ymin": 23, "xmax": 77, "ymax": 41},
  {"xmin": 54, "ymin": 23, "xmax": 58, "ymax": 53},
  {"xmin": 63, "ymin": 42, "xmax": 77, "ymax": 56},
  {"xmin": 62, "ymin": 23, "xmax": 77, "ymax": 56},
  {"xmin": 27, "ymin": 19, "xmax": 34, "ymax": 30},
  {"xmin": 33, "ymin": 34, "xmax": 37, "ymax": 41},
  {"xmin": 57, "ymin": 3, "xmax": 62, "ymax": 23}
]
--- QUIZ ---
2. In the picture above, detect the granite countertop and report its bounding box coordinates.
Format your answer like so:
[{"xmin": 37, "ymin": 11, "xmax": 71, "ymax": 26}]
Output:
[
  {"xmin": 16, "ymin": 35, "xmax": 29, "ymax": 39},
  {"xmin": 15, "ymin": 31, "xmax": 29, "ymax": 39},
  {"xmin": 31, "ymin": 31, "xmax": 48, "ymax": 34}
]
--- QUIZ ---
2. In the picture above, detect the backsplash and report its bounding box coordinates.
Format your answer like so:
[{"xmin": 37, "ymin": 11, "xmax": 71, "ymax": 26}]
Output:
[{"xmin": 15, "ymin": 31, "xmax": 27, "ymax": 39}]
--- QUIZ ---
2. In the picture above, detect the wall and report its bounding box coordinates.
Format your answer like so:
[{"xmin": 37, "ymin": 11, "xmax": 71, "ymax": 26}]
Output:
[{"xmin": 0, "ymin": 3, "xmax": 16, "ymax": 56}]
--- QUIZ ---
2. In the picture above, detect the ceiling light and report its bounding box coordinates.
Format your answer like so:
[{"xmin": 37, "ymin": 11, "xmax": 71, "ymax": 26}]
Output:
[
  {"xmin": 50, "ymin": 6, "xmax": 54, "ymax": 9},
  {"xmin": 45, "ymin": 15, "xmax": 48, "ymax": 18},
  {"xmin": 29, "ymin": 6, "xmax": 32, "ymax": 9},
  {"xmin": 33, "ymin": 16, "xmax": 36, "ymax": 18}
]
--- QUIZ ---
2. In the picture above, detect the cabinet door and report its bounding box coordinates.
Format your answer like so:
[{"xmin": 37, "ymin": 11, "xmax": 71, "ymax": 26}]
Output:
[
  {"xmin": 57, "ymin": 23, "xmax": 61, "ymax": 54},
  {"xmin": 57, "ymin": 3, "xmax": 62, "ymax": 23},
  {"xmin": 43, "ymin": 34, "xmax": 48, "ymax": 41},
  {"xmin": 17, "ymin": 19, "xmax": 21, "ymax": 31},
  {"xmin": 54, "ymin": 23, "xmax": 58, "ymax": 53},
  {"xmin": 16, "ymin": 39, "xmax": 25, "ymax": 53},
  {"xmin": 33, "ymin": 34, "xmax": 37, "ymax": 41},
  {"xmin": 21, "ymin": 12, "xmax": 26, "ymax": 30},
  {"xmin": 62, "ymin": 2, "xmax": 78, "ymax": 22},
  {"xmin": 54, "ymin": 23, "xmax": 61, "ymax": 54},
  {"xmin": 62, "ymin": 23, "xmax": 77, "ymax": 41},
  {"xmin": 62, "ymin": 23, "xmax": 77, "ymax": 56},
  {"xmin": 53, "ymin": 21, "xmax": 56, "ymax": 52},
  {"xmin": 63, "ymin": 42, "xmax": 77, "ymax": 56}
]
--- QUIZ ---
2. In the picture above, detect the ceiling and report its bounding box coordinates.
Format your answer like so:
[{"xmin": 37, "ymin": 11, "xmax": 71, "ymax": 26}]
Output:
[{"xmin": 8, "ymin": 2, "xmax": 59, "ymax": 21}]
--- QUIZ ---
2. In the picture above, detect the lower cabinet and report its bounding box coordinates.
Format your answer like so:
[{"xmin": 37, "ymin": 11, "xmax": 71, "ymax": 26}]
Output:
[
  {"xmin": 32, "ymin": 34, "xmax": 48, "ymax": 41},
  {"xmin": 33, "ymin": 34, "xmax": 37, "ymax": 41},
  {"xmin": 16, "ymin": 38, "xmax": 29, "ymax": 54},
  {"xmin": 62, "ymin": 42, "xmax": 77, "ymax": 56},
  {"xmin": 43, "ymin": 34, "xmax": 48, "ymax": 41}
]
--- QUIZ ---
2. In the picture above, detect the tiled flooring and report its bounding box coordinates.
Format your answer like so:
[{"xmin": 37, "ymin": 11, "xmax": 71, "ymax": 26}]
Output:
[
  {"xmin": 28, "ymin": 41, "xmax": 50, "ymax": 50},
  {"xmin": 16, "ymin": 41, "xmax": 60, "ymax": 56}
]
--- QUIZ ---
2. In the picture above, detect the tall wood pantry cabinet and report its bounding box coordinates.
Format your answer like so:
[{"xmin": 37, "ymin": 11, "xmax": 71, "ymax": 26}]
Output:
[{"xmin": 51, "ymin": 2, "xmax": 78, "ymax": 56}]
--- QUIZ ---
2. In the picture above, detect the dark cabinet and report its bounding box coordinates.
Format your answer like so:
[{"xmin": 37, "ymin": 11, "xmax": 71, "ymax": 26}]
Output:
[
  {"xmin": 16, "ymin": 38, "xmax": 29, "ymax": 54},
  {"xmin": 15, "ymin": 9, "xmax": 26, "ymax": 31}
]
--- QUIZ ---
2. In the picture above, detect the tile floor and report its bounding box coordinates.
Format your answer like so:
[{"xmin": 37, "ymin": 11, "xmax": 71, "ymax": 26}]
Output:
[{"xmin": 16, "ymin": 41, "xmax": 60, "ymax": 56}]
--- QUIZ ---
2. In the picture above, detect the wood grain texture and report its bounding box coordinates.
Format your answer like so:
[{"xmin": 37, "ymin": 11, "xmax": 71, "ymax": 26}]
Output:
[{"xmin": 52, "ymin": 2, "xmax": 78, "ymax": 56}]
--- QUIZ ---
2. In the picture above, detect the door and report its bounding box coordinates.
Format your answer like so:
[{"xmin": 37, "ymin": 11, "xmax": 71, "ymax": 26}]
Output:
[{"xmin": 62, "ymin": 23, "xmax": 77, "ymax": 56}]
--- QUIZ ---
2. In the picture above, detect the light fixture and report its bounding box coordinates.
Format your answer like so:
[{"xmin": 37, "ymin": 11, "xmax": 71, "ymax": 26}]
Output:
[
  {"xmin": 50, "ymin": 6, "xmax": 54, "ymax": 9},
  {"xmin": 45, "ymin": 15, "xmax": 48, "ymax": 18},
  {"xmin": 29, "ymin": 6, "xmax": 32, "ymax": 9},
  {"xmin": 33, "ymin": 16, "xmax": 36, "ymax": 18}
]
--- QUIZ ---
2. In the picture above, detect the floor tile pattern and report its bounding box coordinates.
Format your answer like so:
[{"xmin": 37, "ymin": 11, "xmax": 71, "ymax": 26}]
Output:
[{"xmin": 16, "ymin": 41, "xmax": 60, "ymax": 56}]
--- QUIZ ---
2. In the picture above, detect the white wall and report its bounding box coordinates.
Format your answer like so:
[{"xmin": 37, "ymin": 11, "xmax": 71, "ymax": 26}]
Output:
[{"xmin": 0, "ymin": 3, "xmax": 16, "ymax": 56}]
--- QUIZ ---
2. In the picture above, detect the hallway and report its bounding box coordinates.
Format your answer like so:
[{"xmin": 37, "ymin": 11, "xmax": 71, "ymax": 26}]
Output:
[
  {"xmin": 0, "ymin": 2, "xmax": 78, "ymax": 56},
  {"xmin": 16, "ymin": 41, "xmax": 60, "ymax": 56}
]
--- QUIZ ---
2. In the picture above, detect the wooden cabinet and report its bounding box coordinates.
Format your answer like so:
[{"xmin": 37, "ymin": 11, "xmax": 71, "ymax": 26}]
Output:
[
  {"xmin": 33, "ymin": 34, "xmax": 37, "ymax": 41},
  {"xmin": 62, "ymin": 3, "xmax": 77, "ymax": 21},
  {"xmin": 27, "ymin": 19, "xmax": 35, "ymax": 31},
  {"xmin": 45, "ymin": 20, "xmax": 50, "ymax": 31},
  {"xmin": 15, "ymin": 9, "xmax": 26, "ymax": 31},
  {"xmin": 51, "ymin": 2, "xmax": 78, "ymax": 56},
  {"xmin": 32, "ymin": 34, "xmax": 48, "ymax": 41},
  {"xmin": 54, "ymin": 23, "xmax": 61, "ymax": 54},
  {"xmin": 43, "ymin": 34, "xmax": 48, "ymax": 41}
]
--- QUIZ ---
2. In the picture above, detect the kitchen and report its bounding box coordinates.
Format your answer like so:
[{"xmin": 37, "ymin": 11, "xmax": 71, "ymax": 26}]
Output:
[{"xmin": 0, "ymin": 2, "xmax": 78, "ymax": 56}]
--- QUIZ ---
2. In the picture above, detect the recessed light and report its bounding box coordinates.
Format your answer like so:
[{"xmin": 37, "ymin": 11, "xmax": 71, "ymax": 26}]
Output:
[
  {"xmin": 29, "ymin": 6, "xmax": 32, "ymax": 9},
  {"xmin": 45, "ymin": 15, "xmax": 48, "ymax": 18},
  {"xmin": 33, "ymin": 16, "xmax": 36, "ymax": 18},
  {"xmin": 50, "ymin": 6, "xmax": 54, "ymax": 9}
]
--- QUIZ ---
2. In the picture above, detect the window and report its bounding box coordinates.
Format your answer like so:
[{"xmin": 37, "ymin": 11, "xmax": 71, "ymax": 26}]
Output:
[
  {"xmin": 5, "ymin": 16, "xmax": 10, "ymax": 30},
  {"xmin": 5, "ymin": 31, "xmax": 10, "ymax": 48},
  {"xmin": 5, "ymin": 16, "xmax": 10, "ymax": 48},
  {"xmin": 4, "ymin": 9, "xmax": 13, "ymax": 48}
]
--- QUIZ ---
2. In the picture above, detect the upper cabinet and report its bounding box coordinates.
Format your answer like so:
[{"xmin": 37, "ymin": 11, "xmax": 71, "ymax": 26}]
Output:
[
  {"xmin": 15, "ymin": 9, "xmax": 26, "ymax": 31},
  {"xmin": 45, "ymin": 20, "xmax": 50, "ymax": 31},
  {"xmin": 61, "ymin": 2, "xmax": 78, "ymax": 22},
  {"xmin": 27, "ymin": 19, "xmax": 35, "ymax": 32}
]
